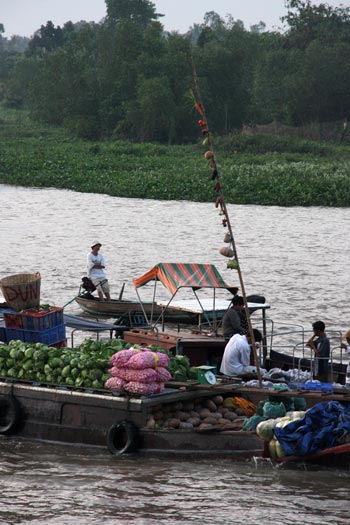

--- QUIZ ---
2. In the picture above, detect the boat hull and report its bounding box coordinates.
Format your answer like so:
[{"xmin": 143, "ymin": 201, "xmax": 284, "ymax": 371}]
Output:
[
  {"xmin": 2, "ymin": 377, "xmax": 350, "ymax": 458},
  {"xmin": 0, "ymin": 380, "xmax": 263, "ymax": 459},
  {"xmin": 75, "ymin": 296, "xmax": 199, "ymax": 324},
  {"xmin": 75, "ymin": 296, "xmax": 161, "ymax": 318},
  {"xmin": 276, "ymin": 443, "xmax": 350, "ymax": 469}
]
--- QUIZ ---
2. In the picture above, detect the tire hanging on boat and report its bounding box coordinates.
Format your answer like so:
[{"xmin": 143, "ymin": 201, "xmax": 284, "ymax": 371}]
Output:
[
  {"xmin": 0, "ymin": 394, "xmax": 21, "ymax": 435},
  {"xmin": 106, "ymin": 420, "xmax": 140, "ymax": 456}
]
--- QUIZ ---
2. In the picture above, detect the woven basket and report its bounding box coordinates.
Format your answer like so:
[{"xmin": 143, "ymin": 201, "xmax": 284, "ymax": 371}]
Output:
[{"xmin": 0, "ymin": 272, "xmax": 41, "ymax": 311}]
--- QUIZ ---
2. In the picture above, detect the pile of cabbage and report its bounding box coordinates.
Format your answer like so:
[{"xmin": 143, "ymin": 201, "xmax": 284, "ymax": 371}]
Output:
[
  {"xmin": 0, "ymin": 338, "xmax": 207, "ymax": 391},
  {"xmin": 256, "ymin": 411, "xmax": 306, "ymax": 459},
  {"xmin": 241, "ymin": 398, "xmax": 308, "ymax": 459},
  {"xmin": 0, "ymin": 338, "xmax": 131, "ymax": 389}
]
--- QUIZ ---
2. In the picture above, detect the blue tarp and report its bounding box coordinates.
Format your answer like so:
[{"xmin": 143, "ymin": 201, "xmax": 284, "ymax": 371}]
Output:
[{"xmin": 274, "ymin": 400, "xmax": 350, "ymax": 456}]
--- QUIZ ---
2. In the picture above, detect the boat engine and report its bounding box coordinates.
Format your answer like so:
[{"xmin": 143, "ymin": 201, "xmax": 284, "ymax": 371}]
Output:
[{"xmin": 81, "ymin": 277, "xmax": 96, "ymax": 293}]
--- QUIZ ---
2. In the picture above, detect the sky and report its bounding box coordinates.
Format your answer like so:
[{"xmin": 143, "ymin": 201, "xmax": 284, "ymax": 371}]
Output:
[{"xmin": 1, "ymin": 0, "xmax": 349, "ymax": 38}]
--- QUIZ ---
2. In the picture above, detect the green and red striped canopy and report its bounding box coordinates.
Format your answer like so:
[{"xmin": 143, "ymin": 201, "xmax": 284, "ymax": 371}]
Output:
[{"xmin": 133, "ymin": 263, "xmax": 236, "ymax": 295}]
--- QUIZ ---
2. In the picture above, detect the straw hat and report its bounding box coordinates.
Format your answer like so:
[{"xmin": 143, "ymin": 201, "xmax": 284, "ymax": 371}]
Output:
[{"xmin": 91, "ymin": 242, "xmax": 102, "ymax": 249}]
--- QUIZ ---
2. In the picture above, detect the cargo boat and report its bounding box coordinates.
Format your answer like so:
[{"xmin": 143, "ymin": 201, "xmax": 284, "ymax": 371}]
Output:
[
  {"xmin": 2, "ymin": 376, "xmax": 350, "ymax": 459},
  {"xmin": 0, "ymin": 379, "xmax": 265, "ymax": 459}
]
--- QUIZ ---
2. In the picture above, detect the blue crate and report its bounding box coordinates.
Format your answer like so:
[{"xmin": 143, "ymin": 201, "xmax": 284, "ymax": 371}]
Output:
[
  {"xmin": 5, "ymin": 324, "xmax": 66, "ymax": 345},
  {"xmin": 21, "ymin": 307, "xmax": 64, "ymax": 331},
  {"xmin": 0, "ymin": 327, "xmax": 7, "ymax": 342},
  {"xmin": 4, "ymin": 328, "xmax": 24, "ymax": 341}
]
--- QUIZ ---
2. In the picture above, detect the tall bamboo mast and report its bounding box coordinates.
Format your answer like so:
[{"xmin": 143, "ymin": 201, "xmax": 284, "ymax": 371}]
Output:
[{"xmin": 190, "ymin": 57, "xmax": 262, "ymax": 387}]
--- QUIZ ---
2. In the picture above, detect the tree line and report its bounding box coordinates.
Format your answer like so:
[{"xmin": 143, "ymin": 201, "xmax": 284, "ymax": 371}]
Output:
[{"xmin": 1, "ymin": 0, "xmax": 350, "ymax": 143}]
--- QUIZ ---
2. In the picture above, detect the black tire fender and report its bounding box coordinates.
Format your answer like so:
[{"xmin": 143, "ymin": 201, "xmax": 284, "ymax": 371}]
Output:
[
  {"xmin": 0, "ymin": 394, "xmax": 21, "ymax": 435},
  {"xmin": 107, "ymin": 420, "xmax": 140, "ymax": 456}
]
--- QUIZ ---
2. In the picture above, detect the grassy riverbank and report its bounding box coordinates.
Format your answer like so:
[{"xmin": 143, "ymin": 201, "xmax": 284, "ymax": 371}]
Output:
[{"xmin": 1, "ymin": 107, "xmax": 350, "ymax": 206}]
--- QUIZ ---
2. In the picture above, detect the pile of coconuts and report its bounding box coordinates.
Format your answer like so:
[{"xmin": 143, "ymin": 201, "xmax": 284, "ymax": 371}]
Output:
[{"xmin": 145, "ymin": 395, "xmax": 249, "ymax": 431}]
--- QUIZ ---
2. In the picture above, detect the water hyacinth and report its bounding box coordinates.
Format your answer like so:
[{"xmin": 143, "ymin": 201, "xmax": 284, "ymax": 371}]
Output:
[{"xmin": 1, "ymin": 107, "xmax": 350, "ymax": 207}]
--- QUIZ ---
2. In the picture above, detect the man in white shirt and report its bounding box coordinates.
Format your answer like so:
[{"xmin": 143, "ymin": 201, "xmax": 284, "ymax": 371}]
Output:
[
  {"xmin": 220, "ymin": 329, "xmax": 263, "ymax": 376},
  {"xmin": 87, "ymin": 242, "xmax": 111, "ymax": 300}
]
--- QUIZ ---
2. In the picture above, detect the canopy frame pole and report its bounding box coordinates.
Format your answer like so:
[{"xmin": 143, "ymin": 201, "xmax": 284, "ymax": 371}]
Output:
[
  {"xmin": 150, "ymin": 290, "xmax": 178, "ymax": 328},
  {"xmin": 192, "ymin": 288, "xmax": 214, "ymax": 330},
  {"xmin": 134, "ymin": 287, "xmax": 151, "ymax": 324},
  {"xmin": 191, "ymin": 56, "xmax": 262, "ymax": 386}
]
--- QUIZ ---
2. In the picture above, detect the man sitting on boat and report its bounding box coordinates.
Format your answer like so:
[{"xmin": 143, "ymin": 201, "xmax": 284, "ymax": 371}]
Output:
[
  {"xmin": 221, "ymin": 295, "xmax": 248, "ymax": 341},
  {"xmin": 220, "ymin": 328, "xmax": 264, "ymax": 377},
  {"xmin": 306, "ymin": 320, "xmax": 330, "ymax": 382},
  {"xmin": 87, "ymin": 242, "xmax": 111, "ymax": 301}
]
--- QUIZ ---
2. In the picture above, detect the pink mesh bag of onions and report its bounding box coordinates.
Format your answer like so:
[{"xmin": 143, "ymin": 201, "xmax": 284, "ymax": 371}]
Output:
[
  {"xmin": 155, "ymin": 367, "xmax": 172, "ymax": 382},
  {"xmin": 110, "ymin": 348, "xmax": 140, "ymax": 367},
  {"xmin": 105, "ymin": 376, "xmax": 126, "ymax": 392},
  {"xmin": 109, "ymin": 366, "xmax": 122, "ymax": 378},
  {"xmin": 123, "ymin": 381, "xmax": 165, "ymax": 395},
  {"xmin": 110, "ymin": 367, "xmax": 158, "ymax": 383},
  {"xmin": 127, "ymin": 350, "xmax": 169, "ymax": 370},
  {"xmin": 154, "ymin": 352, "xmax": 170, "ymax": 367}
]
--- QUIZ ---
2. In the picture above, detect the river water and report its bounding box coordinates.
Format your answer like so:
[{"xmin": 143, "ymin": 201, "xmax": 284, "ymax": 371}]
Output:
[{"xmin": 1, "ymin": 184, "xmax": 350, "ymax": 524}]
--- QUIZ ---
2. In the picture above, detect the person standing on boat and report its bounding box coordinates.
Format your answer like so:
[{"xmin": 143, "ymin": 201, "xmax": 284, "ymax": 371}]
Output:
[
  {"xmin": 222, "ymin": 295, "xmax": 248, "ymax": 341},
  {"xmin": 87, "ymin": 242, "xmax": 111, "ymax": 301},
  {"xmin": 341, "ymin": 330, "xmax": 350, "ymax": 387},
  {"xmin": 306, "ymin": 321, "xmax": 330, "ymax": 382},
  {"xmin": 220, "ymin": 329, "xmax": 264, "ymax": 376}
]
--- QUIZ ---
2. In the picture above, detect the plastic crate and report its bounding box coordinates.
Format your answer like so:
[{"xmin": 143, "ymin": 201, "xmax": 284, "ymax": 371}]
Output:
[
  {"xmin": 3, "ymin": 312, "xmax": 24, "ymax": 329},
  {"xmin": 4, "ymin": 327, "xmax": 24, "ymax": 341},
  {"xmin": 5, "ymin": 324, "xmax": 66, "ymax": 345},
  {"xmin": 21, "ymin": 306, "xmax": 64, "ymax": 331},
  {"xmin": 0, "ymin": 327, "xmax": 7, "ymax": 342}
]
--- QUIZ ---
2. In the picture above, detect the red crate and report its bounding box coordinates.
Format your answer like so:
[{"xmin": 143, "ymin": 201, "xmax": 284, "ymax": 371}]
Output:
[
  {"xmin": 3, "ymin": 313, "xmax": 24, "ymax": 329},
  {"xmin": 21, "ymin": 306, "xmax": 64, "ymax": 331}
]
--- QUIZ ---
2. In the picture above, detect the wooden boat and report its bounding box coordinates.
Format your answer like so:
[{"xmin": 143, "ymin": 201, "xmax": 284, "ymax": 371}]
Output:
[
  {"xmin": 75, "ymin": 263, "xmax": 267, "ymax": 332},
  {"xmin": 74, "ymin": 294, "xmax": 210, "ymax": 325},
  {"xmin": 2, "ymin": 372, "xmax": 350, "ymax": 458},
  {"xmin": 75, "ymin": 263, "xmax": 242, "ymax": 328},
  {"xmin": 75, "ymin": 294, "xmax": 162, "ymax": 319},
  {"xmin": 0, "ymin": 379, "xmax": 264, "ymax": 459}
]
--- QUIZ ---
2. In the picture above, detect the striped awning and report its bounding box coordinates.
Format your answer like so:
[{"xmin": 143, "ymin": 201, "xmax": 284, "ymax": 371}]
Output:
[{"xmin": 133, "ymin": 263, "xmax": 237, "ymax": 296}]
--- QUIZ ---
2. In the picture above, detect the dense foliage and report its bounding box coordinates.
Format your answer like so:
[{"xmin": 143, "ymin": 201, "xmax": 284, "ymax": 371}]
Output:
[
  {"xmin": 1, "ymin": 1, "xmax": 350, "ymax": 143},
  {"xmin": 1, "ymin": 106, "xmax": 350, "ymax": 207}
]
